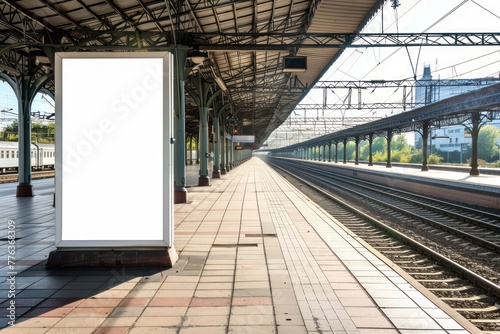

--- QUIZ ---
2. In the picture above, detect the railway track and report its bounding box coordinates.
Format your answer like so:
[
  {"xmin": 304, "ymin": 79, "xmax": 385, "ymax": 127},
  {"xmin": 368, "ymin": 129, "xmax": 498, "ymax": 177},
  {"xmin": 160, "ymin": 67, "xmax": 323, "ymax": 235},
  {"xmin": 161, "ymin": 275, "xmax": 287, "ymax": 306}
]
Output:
[
  {"xmin": 266, "ymin": 157, "xmax": 500, "ymax": 333},
  {"xmin": 0, "ymin": 171, "xmax": 54, "ymax": 183}
]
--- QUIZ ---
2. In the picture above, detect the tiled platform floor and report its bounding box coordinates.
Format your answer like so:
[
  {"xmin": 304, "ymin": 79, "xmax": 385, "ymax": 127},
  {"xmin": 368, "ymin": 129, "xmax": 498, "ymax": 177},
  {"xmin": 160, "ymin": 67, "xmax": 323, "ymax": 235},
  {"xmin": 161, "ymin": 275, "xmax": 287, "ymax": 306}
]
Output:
[{"xmin": 0, "ymin": 158, "xmax": 475, "ymax": 333}]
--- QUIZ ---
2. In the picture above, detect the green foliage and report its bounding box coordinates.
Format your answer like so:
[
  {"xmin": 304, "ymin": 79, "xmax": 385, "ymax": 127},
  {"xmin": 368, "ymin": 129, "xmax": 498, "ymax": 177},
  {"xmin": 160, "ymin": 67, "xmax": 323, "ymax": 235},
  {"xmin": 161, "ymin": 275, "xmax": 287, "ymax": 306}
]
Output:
[
  {"xmin": 427, "ymin": 153, "xmax": 443, "ymax": 164},
  {"xmin": 1, "ymin": 121, "xmax": 18, "ymax": 141},
  {"xmin": 372, "ymin": 137, "xmax": 386, "ymax": 154},
  {"xmin": 31, "ymin": 122, "xmax": 55, "ymax": 143},
  {"xmin": 0, "ymin": 121, "xmax": 55, "ymax": 144},
  {"xmin": 478, "ymin": 125, "xmax": 500, "ymax": 162},
  {"xmin": 392, "ymin": 134, "xmax": 408, "ymax": 151},
  {"xmin": 345, "ymin": 141, "xmax": 356, "ymax": 160},
  {"xmin": 372, "ymin": 151, "xmax": 386, "ymax": 162},
  {"xmin": 410, "ymin": 149, "xmax": 423, "ymax": 163},
  {"xmin": 391, "ymin": 145, "xmax": 412, "ymax": 163}
]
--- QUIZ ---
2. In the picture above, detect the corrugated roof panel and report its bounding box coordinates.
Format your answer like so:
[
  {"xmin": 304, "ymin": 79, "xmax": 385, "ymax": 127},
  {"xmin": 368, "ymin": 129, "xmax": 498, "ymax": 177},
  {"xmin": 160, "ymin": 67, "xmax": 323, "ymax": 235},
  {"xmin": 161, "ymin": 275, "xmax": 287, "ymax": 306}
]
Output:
[{"xmin": 0, "ymin": 0, "xmax": 384, "ymax": 147}]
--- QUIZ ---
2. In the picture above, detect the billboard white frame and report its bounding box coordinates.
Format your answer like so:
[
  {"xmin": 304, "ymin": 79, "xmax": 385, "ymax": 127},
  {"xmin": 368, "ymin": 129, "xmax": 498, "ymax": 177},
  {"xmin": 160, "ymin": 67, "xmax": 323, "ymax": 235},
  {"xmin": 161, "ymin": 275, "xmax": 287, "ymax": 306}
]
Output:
[{"xmin": 55, "ymin": 52, "xmax": 174, "ymax": 248}]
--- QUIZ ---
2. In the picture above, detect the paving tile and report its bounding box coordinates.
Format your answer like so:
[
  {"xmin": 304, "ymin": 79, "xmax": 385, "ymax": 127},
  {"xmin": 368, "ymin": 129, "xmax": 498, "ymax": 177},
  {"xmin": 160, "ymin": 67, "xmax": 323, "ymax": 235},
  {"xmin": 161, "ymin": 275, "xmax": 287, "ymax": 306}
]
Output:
[
  {"xmin": 93, "ymin": 328, "xmax": 129, "ymax": 334},
  {"xmin": 128, "ymin": 328, "xmax": 177, "ymax": 334},
  {"xmin": 8, "ymin": 317, "xmax": 60, "ymax": 328},
  {"xmin": 350, "ymin": 316, "xmax": 395, "ymax": 329},
  {"xmin": 183, "ymin": 315, "xmax": 229, "ymax": 326},
  {"xmin": 276, "ymin": 326, "xmax": 307, "ymax": 334},
  {"xmin": 228, "ymin": 325, "xmax": 277, "ymax": 334},
  {"xmin": 0, "ymin": 328, "xmax": 50, "ymax": 334},
  {"xmin": 142, "ymin": 306, "xmax": 187, "ymax": 316},
  {"xmin": 190, "ymin": 297, "xmax": 231, "ymax": 307},
  {"xmin": 134, "ymin": 316, "xmax": 182, "ymax": 327},
  {"xmin": 232, "ymin": 296, "xmax": 272, "ymax": 306},
  {"xmin": 109, "ymin": 306, "xmax": 145, "ymax": 317},
  {"xmin": 78, "ymin": 298, "xmax": 122, "ymax": 308},
  {"xmin": 186, "ymin": 306, "xmax": 230, "ymax": 316},
  {"xmin": 91, "ymin": 290, "xmax": 130, "ymax": 299},
  {"xmin": 24, "ymin": 307, "xmax": 73, "ymax": 318},
  {"xmin": 117, "ymin": 297, "xmax": 151, "ymax": 307},
  {"xmin": 229, "ymin": 312, "xmax": 276, "ymax": 326},
  {"xmin": 390, "ymin": 317, "xmax": 443, "ymax": 330},
  {"xmin": 123, "ymin": 290, "xmax": 156, "ymax": 298},
  {"xmin": 179, "ymin": 327, "xmax": 227, "ymax": 334},
  {"xmin": 194, "ymin": 289, "xmax": 232, "ymax": 298},
  {"xmin": 67, "ymin": 307, "xmax": 114, "ymax": 317},
  {"xmin": 53, "ymin": 317, "xmax": 105, "ymax": 328},
  {"xmin": 45, "ymin": 329, "xmax": 95, "ymax": 334},
  {"xmin": 148, "ymin": 297, "xmax": 191, "ymax": 307},
  {"xmin": 100, "ymin": 317, "xmax": 138, "ymax": 327}
]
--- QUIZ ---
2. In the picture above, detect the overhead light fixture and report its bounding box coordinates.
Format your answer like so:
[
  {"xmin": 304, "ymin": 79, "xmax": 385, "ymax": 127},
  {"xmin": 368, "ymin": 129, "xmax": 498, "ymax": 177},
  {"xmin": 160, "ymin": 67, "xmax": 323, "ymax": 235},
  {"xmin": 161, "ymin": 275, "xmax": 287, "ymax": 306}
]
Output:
[
  {"xmin": 188, "ymin": 50, "xmax": 209, "ymax": 64},
  {"xmin": 214, "ymin": 76, "xmax": 228, "ymax": 92}
]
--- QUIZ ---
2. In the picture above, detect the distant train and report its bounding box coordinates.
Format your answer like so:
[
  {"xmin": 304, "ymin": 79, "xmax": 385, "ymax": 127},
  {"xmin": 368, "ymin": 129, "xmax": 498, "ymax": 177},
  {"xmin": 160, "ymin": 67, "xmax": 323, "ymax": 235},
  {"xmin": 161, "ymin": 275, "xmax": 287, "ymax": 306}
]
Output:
[{"xmin": 0, "ymin": 141, "xmax": 55, "ymax": 174}]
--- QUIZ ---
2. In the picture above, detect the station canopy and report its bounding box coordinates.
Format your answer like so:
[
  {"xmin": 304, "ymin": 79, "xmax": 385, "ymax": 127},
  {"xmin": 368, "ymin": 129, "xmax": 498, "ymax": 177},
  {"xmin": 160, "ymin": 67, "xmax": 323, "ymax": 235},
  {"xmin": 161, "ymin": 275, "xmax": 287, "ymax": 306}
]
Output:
[{"xmin": 0, "ymin": 0, "xmax": 384, "ymax": 148}]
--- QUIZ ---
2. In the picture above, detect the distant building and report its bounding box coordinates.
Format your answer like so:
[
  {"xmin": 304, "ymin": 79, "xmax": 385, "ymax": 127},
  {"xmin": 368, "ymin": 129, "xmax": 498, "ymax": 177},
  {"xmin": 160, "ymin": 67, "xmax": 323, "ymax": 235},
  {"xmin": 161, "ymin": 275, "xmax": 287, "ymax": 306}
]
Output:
[{"xmin": 413, "ymin": 65, "xmax": 500, "ymax": 163}]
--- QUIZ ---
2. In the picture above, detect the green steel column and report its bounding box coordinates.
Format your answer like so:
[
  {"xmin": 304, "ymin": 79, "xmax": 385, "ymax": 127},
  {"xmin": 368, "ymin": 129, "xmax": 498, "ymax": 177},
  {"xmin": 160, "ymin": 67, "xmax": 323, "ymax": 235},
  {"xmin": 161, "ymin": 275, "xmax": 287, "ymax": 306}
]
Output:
[
  {"xmin": 343, "ymin": 139, "xmax": 347, "ymax": 164},
  {"xmin": 212, "ymin": 102, "xmax": 230, "ymax": 178},
  {"xmin": 14, "ymin": 68, "xmax": 52, "ymax": 197},
  {"xmin": 421, "ymin": 122, "xmax": 429, "ymax": 171},
  {"xmin": 355, "ymin": 136, "xmax": 360, "ymax": 165},
  {"xmin": 173, "ymin": 48, "xmax": 189, "ymax": 203},
  {"xmin": 335, "ymin": 142, "xmax": 338, "ymax": 163},
  {"xmin": 212, "ymin": 115, "xmax": 221, "ymax": 178},
  {"xmin": 16, "ymin": 76, "xmax": 33, "ymax": 197},
  {"xmin": 229, "ymin": 133, "xmax": 234, "ymax": 169},
  {"xmin": 186, "ymin": 75, "xmax": 215, "ymax": 186},
  {"xmin": 469, "ymin": 112, "xmax": 480, "ymax": 176},
  {"xmin": 328, "ymin": 141, "xmax": 332, "ymax": 162},
  {"xmin": 220, "ymin": 130, "xmax": 226, "ymax": 175},
  {"xmin": 199, "ymin": 105, "xmax": 210, "ymax": 185},
  {"xmin": 368, "ymin": 134, "xmax": 374, "ymax": 166},
  {"xmin": 386, "ymin": 130, "xmax": 393, "ymax": 168}
]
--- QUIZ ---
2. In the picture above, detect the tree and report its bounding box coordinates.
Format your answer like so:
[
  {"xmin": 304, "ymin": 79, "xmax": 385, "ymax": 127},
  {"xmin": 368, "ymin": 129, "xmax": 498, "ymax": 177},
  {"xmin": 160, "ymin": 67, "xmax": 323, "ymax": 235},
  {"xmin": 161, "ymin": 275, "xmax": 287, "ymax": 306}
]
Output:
[
  {"xmin": 392, "ymin": 134, "xmax": 408, "ymax": 151},
  {"xmin": 478, "ymin": 125, "xmax": 500, "ymax": 162},
  {"xmin": 0, "ymin": 121, "xmax": 55, "ymax": 143},
  {"xmin": 372, "ymin": 137, "xmax": 386, "ymax": 154}
]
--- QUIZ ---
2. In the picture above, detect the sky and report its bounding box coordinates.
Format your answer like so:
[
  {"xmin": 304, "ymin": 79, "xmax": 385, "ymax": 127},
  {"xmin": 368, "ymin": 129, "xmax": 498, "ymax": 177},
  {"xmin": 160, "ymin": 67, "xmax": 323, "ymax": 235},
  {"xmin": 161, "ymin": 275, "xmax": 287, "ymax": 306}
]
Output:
[
  {"xmin": 268, "ymin": 0, "xmax": 500, "ymax": 147},
  {"xmin": 298, "ymin": 0, "xmax": 500, "ymax": 120}
]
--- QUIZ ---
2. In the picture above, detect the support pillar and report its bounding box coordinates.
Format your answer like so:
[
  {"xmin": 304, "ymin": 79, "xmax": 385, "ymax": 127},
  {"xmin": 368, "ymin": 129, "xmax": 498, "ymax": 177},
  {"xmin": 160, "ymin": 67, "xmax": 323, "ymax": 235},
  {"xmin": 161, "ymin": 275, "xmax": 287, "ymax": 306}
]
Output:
[
  {"xmin": 343, "ymin": 139, "xmax": 347, "ymax": 164},
  {"xmin": 335, "ymin": 142, "xmax": 338, "ymax": 163},
  {"xmin": 469, "ymin": 112, "xmax": 481, "ymax": 176},
  {"xmin": 17, "ymin": 76, "xmax": 34, "ymax": 197},
  {"xmin": 212, "ymin": 103, "xmax": 221, "ymax": 179},
  {"xmin": 0, "ymin": 65, "xmax": 53, "ymax": 197},
  {"xmin": 199, "ymin": 105, "xmax": 211, "ymax": 186},
  {"xmin": 386, "ymin": 130, "xmax": 393, "ymax": 168},
  {"xmin": 173, "ymin": 47, "xmax": 190, "ymax": 203},
  {"xmin": 421, "ymin": 122, "xmax": 429, "ymax": 171},
  {"xmin": 368, "ymin": 134, "xmax": 374, "ymax": 166},
  {"xmin": 328, "ymin": 141, "xmax": 332, "ymax": 162},
  {"xmin": 212, "ymin": 103, "xmax": 230, "ymax": 178},
  {"xmin": 187, "ymin": 75, "xmax": 222, "ymax": 186},
  {"xmin": 354, "ymin": 137, "xmax": 360, "ymax": 165},
  {"xmin": 220, "ymin": 130, "xmax": 227, "ymax": 175},
  {"xmin": 228, "ymin": 132, "xmax": 234, "ymax": 169}
]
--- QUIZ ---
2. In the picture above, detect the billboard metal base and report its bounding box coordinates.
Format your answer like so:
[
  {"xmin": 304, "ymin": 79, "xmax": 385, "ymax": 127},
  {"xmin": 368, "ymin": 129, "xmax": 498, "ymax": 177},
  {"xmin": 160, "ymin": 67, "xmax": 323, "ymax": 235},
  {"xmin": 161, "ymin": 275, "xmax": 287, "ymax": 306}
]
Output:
[{"xmin": 46, "ymin": 247, "xmax": 178, "ymax": 268}]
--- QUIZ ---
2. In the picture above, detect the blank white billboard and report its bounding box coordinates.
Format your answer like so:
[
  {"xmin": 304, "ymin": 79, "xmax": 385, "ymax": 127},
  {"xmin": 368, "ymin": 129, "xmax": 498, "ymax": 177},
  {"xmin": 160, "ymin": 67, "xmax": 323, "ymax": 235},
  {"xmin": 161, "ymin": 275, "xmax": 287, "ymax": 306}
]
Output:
[{"xmin": 55, "ymin": 52, "xmax": 173, "ymax": 248}]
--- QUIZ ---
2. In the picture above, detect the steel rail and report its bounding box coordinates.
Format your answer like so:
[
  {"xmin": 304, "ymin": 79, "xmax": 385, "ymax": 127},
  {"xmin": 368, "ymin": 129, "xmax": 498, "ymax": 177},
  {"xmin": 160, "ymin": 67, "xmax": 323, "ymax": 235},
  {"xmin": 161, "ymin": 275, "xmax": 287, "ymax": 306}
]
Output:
[{"xmin": 266, "ymin": 159, "xmax": 500, "ymax": 299}]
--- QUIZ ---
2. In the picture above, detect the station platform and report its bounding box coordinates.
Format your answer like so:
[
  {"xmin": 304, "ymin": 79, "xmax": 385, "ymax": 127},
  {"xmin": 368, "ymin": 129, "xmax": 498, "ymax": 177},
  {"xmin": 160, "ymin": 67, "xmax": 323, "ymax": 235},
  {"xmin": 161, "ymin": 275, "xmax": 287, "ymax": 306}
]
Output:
[
  {"xmin": 0, "ymin": 158, "xmax": 474, "ymax": 333},
  {"xmin": 278, "ymin": 157, "xmax": 500, "ymax": 209}
]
